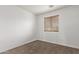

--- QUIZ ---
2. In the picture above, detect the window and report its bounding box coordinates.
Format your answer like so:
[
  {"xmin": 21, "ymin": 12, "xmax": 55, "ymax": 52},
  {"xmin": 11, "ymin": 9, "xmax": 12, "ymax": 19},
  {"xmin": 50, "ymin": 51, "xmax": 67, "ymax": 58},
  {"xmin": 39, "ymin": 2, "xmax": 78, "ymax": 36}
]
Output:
[{"xmin": 44, "ymin": 15, "xmax": 59, "ymax": 32}]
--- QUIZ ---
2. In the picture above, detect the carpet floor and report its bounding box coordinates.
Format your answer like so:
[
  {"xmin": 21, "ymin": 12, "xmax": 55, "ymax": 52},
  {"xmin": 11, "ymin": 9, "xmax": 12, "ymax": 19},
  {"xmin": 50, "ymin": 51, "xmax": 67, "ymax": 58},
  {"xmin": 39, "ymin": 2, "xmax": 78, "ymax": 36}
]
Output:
[{"xmin": 1, "ymin": 40, "xmax": 79, "ymax": 54}]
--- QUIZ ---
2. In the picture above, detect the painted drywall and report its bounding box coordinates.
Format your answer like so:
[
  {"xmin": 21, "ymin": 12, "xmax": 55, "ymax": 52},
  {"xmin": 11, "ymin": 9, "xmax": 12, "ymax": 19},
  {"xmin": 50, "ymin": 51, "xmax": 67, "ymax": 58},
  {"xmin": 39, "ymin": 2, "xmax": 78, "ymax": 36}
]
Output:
[
  {"xmin": 0, "ymin": 6, "xmax": 36, "ymax": 52},
  {"xmin": 36, "ymin": 6, "xmax": 79, "ymax": 48}
]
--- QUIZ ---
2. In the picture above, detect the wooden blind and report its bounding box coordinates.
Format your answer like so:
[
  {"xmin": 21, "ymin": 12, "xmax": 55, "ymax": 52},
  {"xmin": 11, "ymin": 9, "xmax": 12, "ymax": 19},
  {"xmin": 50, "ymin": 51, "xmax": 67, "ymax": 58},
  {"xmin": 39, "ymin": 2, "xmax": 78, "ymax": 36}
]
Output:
[{"xmin": 44, "ymin": 15, "xmax": 59, "ymax": 32}]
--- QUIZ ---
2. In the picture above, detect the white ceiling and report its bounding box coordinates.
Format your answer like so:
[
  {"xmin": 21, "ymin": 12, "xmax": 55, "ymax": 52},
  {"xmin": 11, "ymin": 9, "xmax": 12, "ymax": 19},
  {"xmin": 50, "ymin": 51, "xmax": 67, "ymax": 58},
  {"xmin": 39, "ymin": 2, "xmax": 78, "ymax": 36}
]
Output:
[{"xmin": 18, "ymin": 5, "xmax": 67, "ymax": 15}]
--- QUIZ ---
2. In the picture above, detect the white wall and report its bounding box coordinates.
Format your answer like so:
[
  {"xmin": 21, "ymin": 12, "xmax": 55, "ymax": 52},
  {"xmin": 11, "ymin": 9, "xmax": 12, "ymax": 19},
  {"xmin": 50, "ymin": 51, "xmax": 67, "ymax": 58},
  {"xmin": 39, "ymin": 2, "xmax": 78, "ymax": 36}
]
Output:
[
  {"xmin": 0, "ymin": 6, "xmax": 36, "ymax": 52},
  {"xmin": 36, "ymin": 6, "xmax": 79, "ymax": 48}
]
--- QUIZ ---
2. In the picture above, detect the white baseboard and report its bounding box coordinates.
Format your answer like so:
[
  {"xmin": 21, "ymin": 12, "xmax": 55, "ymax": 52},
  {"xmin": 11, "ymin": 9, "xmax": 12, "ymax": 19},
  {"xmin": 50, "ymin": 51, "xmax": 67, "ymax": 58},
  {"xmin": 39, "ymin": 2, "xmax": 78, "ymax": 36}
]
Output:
[
  {"xmin": 0, "ymin": 39, "xmax": 36, "ymax": 53},
  {"xmin": 37, "ymin": 39, "xmax": 79, "ymax": 49}
]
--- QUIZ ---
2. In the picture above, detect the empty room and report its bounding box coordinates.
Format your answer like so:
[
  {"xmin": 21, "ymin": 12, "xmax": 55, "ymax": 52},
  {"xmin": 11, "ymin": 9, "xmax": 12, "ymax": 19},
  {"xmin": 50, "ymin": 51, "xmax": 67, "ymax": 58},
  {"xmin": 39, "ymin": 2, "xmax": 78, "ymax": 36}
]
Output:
[{"xmin": 0, "ymin": 5, "xmax": 79, "ymax": 54}]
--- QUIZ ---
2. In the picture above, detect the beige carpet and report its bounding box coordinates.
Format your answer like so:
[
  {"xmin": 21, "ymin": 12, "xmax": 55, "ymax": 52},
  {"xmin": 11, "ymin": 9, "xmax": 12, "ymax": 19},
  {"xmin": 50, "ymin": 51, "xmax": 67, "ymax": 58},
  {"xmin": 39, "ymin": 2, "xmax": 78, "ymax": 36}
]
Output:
[{"xmin": 1, "ymin": 40, "xmax": 79, "ymax": 54}]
